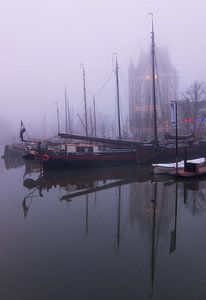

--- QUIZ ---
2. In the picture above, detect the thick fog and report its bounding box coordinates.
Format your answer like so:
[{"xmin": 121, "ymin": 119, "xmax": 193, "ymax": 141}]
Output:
[{"xmin": 0, "ymin": 0, "xmax": 206, "ymax": 141}]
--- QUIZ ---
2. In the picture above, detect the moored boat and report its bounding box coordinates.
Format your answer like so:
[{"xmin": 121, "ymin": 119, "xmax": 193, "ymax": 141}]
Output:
[
  {"xmin": 152, "ymin": 157, "xmax": 205, "ymax": 174},
  {"xmin": 41, "ymin": 143, "xmax": 137, "ymax": 170}
]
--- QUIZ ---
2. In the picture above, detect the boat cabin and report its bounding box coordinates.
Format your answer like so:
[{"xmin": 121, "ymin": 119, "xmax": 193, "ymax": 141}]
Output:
[{"xmin": 65, "ymin": 144, "xmax": 99, "ymax": 154}]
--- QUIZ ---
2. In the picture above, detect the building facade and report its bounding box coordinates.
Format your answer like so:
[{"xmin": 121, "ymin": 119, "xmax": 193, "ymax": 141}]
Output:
[{"xmin": 128, "ymin": 48, "xmax": 178, "ymax": 141}]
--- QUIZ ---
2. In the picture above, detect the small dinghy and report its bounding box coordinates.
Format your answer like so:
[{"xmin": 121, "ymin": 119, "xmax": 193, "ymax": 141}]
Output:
[{"xmin": 152, "ymin": 157, "xmax": 205, "ymax": 174}]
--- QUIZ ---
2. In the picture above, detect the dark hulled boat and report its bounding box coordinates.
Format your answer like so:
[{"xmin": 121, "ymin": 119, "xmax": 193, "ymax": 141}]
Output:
[{"xmin": 41, "ymin": 143, "xmax": 138, "ymax": 170}]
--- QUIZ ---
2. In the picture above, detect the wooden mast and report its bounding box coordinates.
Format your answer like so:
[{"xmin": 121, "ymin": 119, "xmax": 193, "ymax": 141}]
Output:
[
  {"xmin": 65, "ymin": 85, "xmax": 72, "ymax": 134},
  {"xmin": 93, "ymin": 95, "xmax": 97, "ymax": 137},
  {"xmin": 150, "ymin": 13, "xmax": 158, "ymax": 147},
  {"xmin": 89, "ymin": 108, "xmax": 93, "ymax": 136},
  {"xmin": 64, "ymin": 86, "xmax": 68, "ymax": 134},
  {"xmin": 115, "ymin": 54, "xmax": 122, "ymax": 139},
  {"xmin": 55, "ymin": 102, "xmax": 60, "ymax": 134},
  {"xmin": 81, "ymin": 64, "xmax": 88, "ymax": 136}
]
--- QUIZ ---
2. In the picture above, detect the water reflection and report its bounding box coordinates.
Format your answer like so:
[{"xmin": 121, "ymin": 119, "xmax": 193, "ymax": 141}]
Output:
[
  {"xmin": 23, "ymin": 164, "xmax": 152, "ymax": 199},
  {"xmin": 3, "ymin": 155, "xmax": 24, "ymax": 169},
  {"xmin": 128, "ymin": 178, "xmax": 176, "ymax": 295},
  {"xmin": 2, "ymin": 158, "xmax": 206, "ymax": 299},
  {"xmin": 182, "ymin": 179, "xmax": 206, "ymax": 215},
  {"xmin": 22, "ymin": 164, "xmax": 152, "ymax": 219},
  {"xmin": 22, "ymin": 163, "xmax": 180, "ymax": 295}
]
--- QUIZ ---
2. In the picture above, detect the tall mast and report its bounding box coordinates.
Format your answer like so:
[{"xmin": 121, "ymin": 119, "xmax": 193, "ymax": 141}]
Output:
[
  {"xmin": 115, "ymin": 55, "xmax": 121, "ymax": 139},
  {"xmin": 150, "ymin": 13, "xmax": 158, "ymax": 147},
  {"xmin": 81, "ymin": 64, "xmax": 88, "ymax": 136},
  {"xmin": 64, "ymin": 86, "xmax": 68, "ymax": 134},
  {"xmin": 90, "ymin": 108, "xmax": 93, "ymax": 136},
  {"xmin": 43, "ymin": 114, "xmax": 46, "ymax": 139},
  {"xmin": 57, "ymin": 104, "xmax": 60, "ymax": 134},
  {"xmin": 65, "ymin": 85, "xmax": 72, "ymax": 134},
  {"xmin": 54, "ymin": 102, "xmax": 60, "ymax": 134},
  {"xmin": 93, "ymin": 95, "xmax": 97, "ymax": 137}
]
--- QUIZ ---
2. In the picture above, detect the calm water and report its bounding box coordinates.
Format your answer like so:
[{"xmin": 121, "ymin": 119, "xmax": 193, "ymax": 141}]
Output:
[{"xmin": 1, "ymin": 153, "xmax": 206, "ymax": 300}]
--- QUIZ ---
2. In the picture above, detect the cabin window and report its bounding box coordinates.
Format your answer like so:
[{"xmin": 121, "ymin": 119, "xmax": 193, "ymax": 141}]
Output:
[
  {"xmin": 67, "ymin": 146, "xmax": 76, "ymax": 153},
  {"xmin": 76, "ymin": 146, "xmax": 94, "ymax": 152}
]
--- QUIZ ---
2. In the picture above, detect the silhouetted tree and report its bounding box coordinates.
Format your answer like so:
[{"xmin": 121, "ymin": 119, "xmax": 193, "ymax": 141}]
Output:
[{"xmin": 180, "ymin": 81, "xmax": 206, "ymax": 138}]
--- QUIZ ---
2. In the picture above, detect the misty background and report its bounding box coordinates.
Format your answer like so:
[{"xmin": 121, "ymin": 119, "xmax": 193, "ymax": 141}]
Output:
[{"xmin": 0, "ymin": 0, "xmax": 206, "ymax": 143}]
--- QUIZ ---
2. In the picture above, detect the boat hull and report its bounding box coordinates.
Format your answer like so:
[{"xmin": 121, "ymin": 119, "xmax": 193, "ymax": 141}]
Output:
[{"xmin": 42, "ymin": 151, "xmax": 137, "ymax": 170}]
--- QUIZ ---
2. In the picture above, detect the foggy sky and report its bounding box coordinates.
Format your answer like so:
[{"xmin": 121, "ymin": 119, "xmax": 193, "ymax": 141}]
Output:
[{"xmin": 0, "ymin": 0, "xmax": 206, "ymax": 139}]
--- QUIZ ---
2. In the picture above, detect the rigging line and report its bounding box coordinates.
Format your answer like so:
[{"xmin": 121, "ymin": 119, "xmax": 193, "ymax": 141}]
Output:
[
  {"xmin": 74, "ymin": 69, "xmax": 115, "ymax": 115},
  {"xmin": 68, "ymin": 198, "xmax": 103, "ymax": 230},
  {"xmin": 68, "ymin": 206, "xmax": 115, "ymax": 248},
  {"xmin": 88, "ymin": 208, "xmax": 117, "ymax": 238},
  {"xmin": 56, "ymin": 104, "xmax": 64, "ymax": 124},
  {"xmin": 154, "ymin": 55, "xmax": 161, "ymax": 105},
  {"xmin": 119, "ymin": 13, "xmax": 156, "ymax": 68},
  {"xmin": 94, "ymin": 70, "xmax": 115, "ymax": 98},
  {"xmin": 119, "ymin": 67, "xmax": 129, "ymax": 86},
  {"xmin": 119, "ymin": 70, "xmax": 129, "ymax": 101},
  {"xmin": 87, "ymin": 71, "xmax": 113, "ymax": 101},
  {"xmin": 76, "ymin": 47, "xmax": 151, "ymax": 119},
  {"xmin": 79, "ymin": 198, "xmax": 119, "ymax": 245},
  {"xmin": 155, "ymin": 46, "xmax": 179, "ymax": 97},
  {"xmin": 92, "ymin": 68, "xmax": 115, "ymax": 95},
  {"xmin": 155, "ymin": 45, "xmax": 185, "ymax": 98},
  {"xmin": 96, "ymin": 69, "xmax": 115, "ymax": 97},
  {"xmin": 154, "ymin": 34, "xmax": 183, "ymax": 93},
  {"xmin": 120, "ymin": 32, "xmax": 151, "ymax": 68},
  {"xmin": 95, "ymin": 103, "xmax": 104, "ymax": 124},
  {"xmin": 154, "ymin": 56, "xmax": 166, "ymax": 105},
  {"xmin": 73, "ymin": 100, "xmax": 86, "ymax": 116}
]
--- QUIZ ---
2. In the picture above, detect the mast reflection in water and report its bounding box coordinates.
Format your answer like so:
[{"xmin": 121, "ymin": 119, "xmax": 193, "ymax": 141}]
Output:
[{"xmin": 1, "ymin": 157, "xmax": 206, "ymax": 299}]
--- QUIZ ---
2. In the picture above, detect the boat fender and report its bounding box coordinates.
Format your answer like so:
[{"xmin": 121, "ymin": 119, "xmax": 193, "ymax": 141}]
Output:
[{"xmin": 42, "ymin": 154, "xmax": 49, "ymax": 161}]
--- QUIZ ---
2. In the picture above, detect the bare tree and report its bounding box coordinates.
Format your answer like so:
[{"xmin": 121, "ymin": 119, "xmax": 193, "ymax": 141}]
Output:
[{"xmin": 180, "ymin": 81, "xmax": 206, "ymax": 138}]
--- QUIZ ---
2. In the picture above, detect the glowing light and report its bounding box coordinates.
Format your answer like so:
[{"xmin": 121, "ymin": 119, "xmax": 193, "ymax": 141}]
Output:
[{"xmin": 144, "ymin": 71, "xmax": 158, "ymax": 80}]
